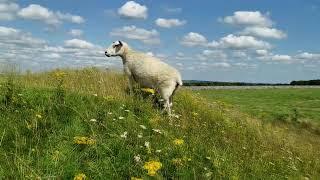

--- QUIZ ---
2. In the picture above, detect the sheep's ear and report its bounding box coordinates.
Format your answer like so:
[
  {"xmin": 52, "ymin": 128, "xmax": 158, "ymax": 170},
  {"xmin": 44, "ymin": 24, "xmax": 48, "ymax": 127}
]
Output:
[{"xmin": 118, "ymin": 41, "xmax": 123, "ymax": 46}]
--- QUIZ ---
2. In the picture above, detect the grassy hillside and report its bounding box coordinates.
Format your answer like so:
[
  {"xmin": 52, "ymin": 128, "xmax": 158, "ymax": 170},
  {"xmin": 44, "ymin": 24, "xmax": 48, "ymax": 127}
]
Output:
[
  {"xmin": 197, "ymin": 89, "xmax": 320, "ymax": 130},
  {"xmin": 0, "ymin": 68, "xmax": 319, "ymax": 179}
]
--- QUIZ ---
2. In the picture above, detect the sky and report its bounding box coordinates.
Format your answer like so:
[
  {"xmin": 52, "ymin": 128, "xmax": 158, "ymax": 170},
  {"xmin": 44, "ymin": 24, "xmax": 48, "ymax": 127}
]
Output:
[{"xmin": 0, "ymin": 0, "xmax": 320, "ymax": 83}]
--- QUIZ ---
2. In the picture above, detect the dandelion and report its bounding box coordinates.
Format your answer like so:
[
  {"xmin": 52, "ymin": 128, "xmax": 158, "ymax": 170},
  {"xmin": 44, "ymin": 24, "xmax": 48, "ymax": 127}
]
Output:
[
  {"xmin": 35, "ymin": 114, "xmax": 42, "ymax": 119},
  {"xmin": 103, "ymin": 95, "xmax": 114, "ymax": 101},
  {"xmin": 74, "ymin": 136, "xmax": 96, "ymax": 145},
  {"xmin": 139, "ymin": 125, "xmax": 147, "ymax": 130},
  {"xmin": 173, "ymin": 138, "xmax": 184, "ymax": 145},
  {"xmin": 74, "ymin": 173, "xmax": 86, "ymax": 180},
  {"xmin": 119, "ymin": 116, "xmax": 124, "ymax": 120},
  {"xmin": 53, "ymin": 71, "xmax": 66, "ymax": 79},
  {"xmin": 134, "ymin": 154, "xmax": 141, "ymax": 163},
  {"xmin": 120, "ymin": 131, "xmax": 128, "ymax": 139},
  {"xmin": 152, "ymin": 129, "xmax": 162, "ymax": 134},
  {"xmin": 143, "ymin": 160, "xmax": 162, "ymax": 176},
  {"xmin": 89, "ymin": 119, "xmax": 97, "ymax": 122},
  {"xmin": 141, "ymin": 88, "xmax": 155, "ymax": 95}
]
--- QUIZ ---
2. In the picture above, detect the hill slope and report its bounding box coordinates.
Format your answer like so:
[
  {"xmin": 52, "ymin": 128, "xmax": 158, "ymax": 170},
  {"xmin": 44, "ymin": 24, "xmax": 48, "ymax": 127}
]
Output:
[{"xmin": 0, "ymin": 68, "xmax": 319, "ymax": 179}]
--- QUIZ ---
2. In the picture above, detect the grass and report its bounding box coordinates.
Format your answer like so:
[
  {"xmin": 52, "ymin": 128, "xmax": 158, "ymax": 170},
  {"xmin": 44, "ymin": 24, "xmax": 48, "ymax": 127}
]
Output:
[
  {"xmin": 0, "ymin": 68, "xmax": 320, "ymax": 179},
  {"xmin": 197, "ymin": 89, "xmax": 320, "ymax": 127}
]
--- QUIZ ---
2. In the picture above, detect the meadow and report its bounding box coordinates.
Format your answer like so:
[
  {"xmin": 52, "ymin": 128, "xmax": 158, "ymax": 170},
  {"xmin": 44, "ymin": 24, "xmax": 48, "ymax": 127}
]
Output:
[
  {"xmin": 197, "ymin": 89, "xmax": 320, "ymax": 132},
  {"xmin": 0, "ymin": 68, "xmax": 319, "ymax": 179}
]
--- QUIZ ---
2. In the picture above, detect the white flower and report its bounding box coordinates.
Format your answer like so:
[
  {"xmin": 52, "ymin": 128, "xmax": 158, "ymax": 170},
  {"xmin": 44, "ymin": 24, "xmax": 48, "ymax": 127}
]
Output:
[
  {"xmin": 134, "ymin": 155, "xmax": 141, "ymax": 162},
  {"xmin": 155, "ymin": 149, "xmax": 162, "ymax": 153},
  {"xmin": 118, "ymin": 116, "xmax": 124, "ymax": 120},
  {"xmin": 124, "ymin": 109, "xmax": 130, "ymax": 112},
  {"xmin": 152, "ymin": 129, "xmax": 162, "ymax": 134},
  {"xmin": 112, "ymin": 118, "xmax": 116, "ymax": 121},
  {"xmin": 90, "ymin": 118, "xmax": 97, "ymax": 122},
  {"xmin": 93, "ymin": 93, "xmax": 98, "ymax": 97},
  {"xmin": 18, "ymin": 94, "xmax": 23, "ymax": 96},
  {"xmin": 108, "ymin": 112, "xmax": 113, "ymax": 115},
  {"xmin": 120, "ymin": 131, "xmax": 128, "ymax": 139},
  {"xmin": 139, "ymin": 125, "xmax": 147, "ymax": 130},
  {"xmin": 206, "ymin": 157, "xmax": 211, "ymax": 160},
  {"xmin": 137, "ymin": 133, "xmax": 143, "ymax": 138},
  {"xmin": 144, "ymin": 141, "xmax": 150, "ymax": 148}
]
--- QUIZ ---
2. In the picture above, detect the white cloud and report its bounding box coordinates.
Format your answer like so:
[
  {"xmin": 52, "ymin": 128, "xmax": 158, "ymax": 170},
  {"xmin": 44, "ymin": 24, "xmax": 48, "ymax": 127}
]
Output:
[
  {"xmin": 218, "ymin": 34, "xmax": 271, "ymax": 49},
  {"xmin": 17, "ymin": 4, "xmax": 84, "ymax": 26},
  {"xmin": 110, "ymin": 25, "xmax": 160, "ymax": 45},
  {"xmin": 212, "ymin": 62, "xmax": 231, "ymax": 68},
  {"xmin": 180, "ymin": 32, "xmax": 208, "ymax": 47},
  {"xmin": 232, "ymin": 51, "xmax": 247, "ymax": 58},
  {"xmin": 0, "ymin": 1, "xmax": 19, "ymax": 20},
  {"xmin": 296, "ymin": 52, "xmax": 320, "ymax": 60},
  {"xmin": 69, "ymin": 29, "xmax": 83, "ymax": 37},
  {"xmin": 239, "ymin": 26, "xmax": 287, "ymax": 39},
  {"xmin": 256, "ymin": 49, "xmax": 269, "ymax": 56},
  {"xmin": 0, "ymin": 26, "xmax": 46, "ymax": 46},
  {"xmin": 221, "ymin": 11, "xmax": 273, "ymax": 27},
  {"xmin": 118, "ymin": 1, "xmax": 147, "ymax": 19},
  {"xmin": 271, "ymin": 54, "xmax": 292, "ymax": 61},
  {"xmin": 56, "ymin": 12, "xmax": 84, "ymax": 24},
  {"xmin": 155, "ymin": 18, "xmax": 186, "ymax": 28},
  {"xmin": 43, "ymin": 53, "xmax": 61, "ymax": 59},
  {"xmin": 64, "ymin": 39, "xmax": 94, "ymax": 49},
  {"xmin": 201, "ymin": 49, "xmax": 228, "ymax": 60},
  {"xmin": 164, "ymin": 7, "xmax": 182, "ymax": 13}
]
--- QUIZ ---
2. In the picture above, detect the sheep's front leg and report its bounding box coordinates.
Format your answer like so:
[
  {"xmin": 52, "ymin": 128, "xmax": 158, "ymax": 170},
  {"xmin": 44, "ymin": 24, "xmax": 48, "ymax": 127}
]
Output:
[{"xmin": 128, "ymin": 76, "xmax": 134, "ymax": 95}]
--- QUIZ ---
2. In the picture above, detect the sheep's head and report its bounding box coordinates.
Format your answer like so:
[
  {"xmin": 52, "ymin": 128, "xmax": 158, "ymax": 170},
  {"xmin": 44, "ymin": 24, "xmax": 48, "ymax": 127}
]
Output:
[{"xmin": 105, "ymin": 41, "xmax": 126, "ymax": 57}]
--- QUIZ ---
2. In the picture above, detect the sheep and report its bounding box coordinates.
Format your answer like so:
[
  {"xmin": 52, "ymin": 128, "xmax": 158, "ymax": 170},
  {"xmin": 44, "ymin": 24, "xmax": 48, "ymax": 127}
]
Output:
[{"xmin": 104, "ymin": 40, "xmax": 183, "ymax": 115}]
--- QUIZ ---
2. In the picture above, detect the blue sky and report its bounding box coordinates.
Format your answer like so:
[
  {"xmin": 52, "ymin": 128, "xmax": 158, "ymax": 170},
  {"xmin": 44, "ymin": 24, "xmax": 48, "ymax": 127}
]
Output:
[{"xmin": 0, "ymin": 0, "xmax": 320, "ymax": 83}]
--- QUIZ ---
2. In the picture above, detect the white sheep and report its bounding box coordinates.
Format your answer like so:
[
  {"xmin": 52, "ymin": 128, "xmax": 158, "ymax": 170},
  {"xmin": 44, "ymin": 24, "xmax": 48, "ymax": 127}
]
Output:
[{"xmin": 104, "ymin": 41, "xmax": 183, "ymax": 115}]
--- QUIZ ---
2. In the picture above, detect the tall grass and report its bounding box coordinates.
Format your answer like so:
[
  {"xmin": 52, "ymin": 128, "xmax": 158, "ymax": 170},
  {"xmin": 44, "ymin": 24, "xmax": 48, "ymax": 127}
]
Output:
[{"xmin": 0, "ymin": 68, "xmax": 319, "ymax": 179}]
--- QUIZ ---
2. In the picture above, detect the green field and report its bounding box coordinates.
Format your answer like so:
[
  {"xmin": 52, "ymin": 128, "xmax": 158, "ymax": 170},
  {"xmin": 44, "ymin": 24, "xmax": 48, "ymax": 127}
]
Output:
[
  {"xmin": 197, "ymin": 89, "xmax": 320, "ymax": 128},
  {"xmin": 0, "ymin": 69, "xmax": 320, "ymax": 179}
]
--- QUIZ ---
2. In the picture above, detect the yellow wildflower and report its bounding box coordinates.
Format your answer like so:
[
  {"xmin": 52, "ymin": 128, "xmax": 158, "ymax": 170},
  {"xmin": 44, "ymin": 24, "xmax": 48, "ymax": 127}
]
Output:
[
  {"xmin": 74, "ymin": 173, "xmax": 86, "ymax": 180},
  {"xmin": 74, "ymin": 136, "xmax": 96, "ymax": 145},
  {"xmin": 141, "ymin": 88, "xmax": 155, "ymax": 95},
  {"xmin": 53, "ymin": 71, "xmax": 66, "ymax": 79},
  {"xmin": 143, "ymin": 160, "xmax": 162, "ymax": 176},
  {"xmin": 173, "ymin": 138, "xmax": 184, "ymax": 145},
  {"xmin": 131, "ymin": 177, "xmax": 143, "ymax": 180},
  {"xmin": 35, "ymin": 114, "xmax": 42, "ymax": 119}
]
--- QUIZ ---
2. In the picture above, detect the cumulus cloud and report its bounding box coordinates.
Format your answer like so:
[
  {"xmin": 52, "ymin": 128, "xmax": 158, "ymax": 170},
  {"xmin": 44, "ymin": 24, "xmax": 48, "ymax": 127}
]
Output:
[
  {"xmin": 239, "ymin": 26, "xmax": 287, "ymax": 39},
  {"xmin": 69, "ymin": 29, "xmax": 83, "ymax": 37},
  {"xmin": 180, "ymin": 32, "xmax": 208, "ymax": 47},
  {"xmin": 155, "ymin": 18, "xmax": 186, "ymax": 28},
  {"xmin": 110, "ymin": 25, "xmax": 160, "ymax": 45},
  {"xmin": 201, "ymin": 50, "xmax": 228, "ymax": 60},
  {"xmin": 17, "ymin": 4, "xmax": 84, "ymax": 26},
  {"xmin": 221, "ymin": 11, "xmax": 273, "ymax": 27},
  {"xmin": 118, "ymin": 1, "xmax": 147, "ymax": 19},
  {"xmin": 256, "ymin": 49, "xmax": 269, "ymax": 56},
  {"xmin": 296, "ymin": 52, "xmax": 320, "ymax": 60},
  {"xmin": 271, "ymin": 54, "xmax": 292, "ymax": 61},
  {"xmin": 0, "ymin": 26, "xmax": 46, "ymax": 46},
  {"xmin": 64, "ymin": 39, "xmax": 94, "ymax": 49},
  {"xmin": 164, "ymin": 7, "xmax": 182, "ymax": 13},
  {"xmin": 217, "ymin": 34, "xmax": 271, "ymax": 49},
  {"xmin": 0, "ymin": 1, "xmax": 19, "ymax": 20},
  {"xmin": 212, "ymin": 62, "xmax": 231, "ymax": 68}
]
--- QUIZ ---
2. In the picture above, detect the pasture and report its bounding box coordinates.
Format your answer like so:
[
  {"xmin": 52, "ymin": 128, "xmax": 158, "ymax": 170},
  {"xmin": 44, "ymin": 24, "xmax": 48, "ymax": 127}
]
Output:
[
  {"xmin": 197, "ymin": 88, "xmax": 320, "ymax": 130},
  {"xmin": 0, "ymin": 68, "xmax": 319, "ymax": 179}
]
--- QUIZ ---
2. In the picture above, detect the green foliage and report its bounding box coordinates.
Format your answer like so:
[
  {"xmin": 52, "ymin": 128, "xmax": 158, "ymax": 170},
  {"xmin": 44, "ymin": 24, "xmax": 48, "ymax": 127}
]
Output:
[{"xmin": 0, "ymin": 69, "xmax": 319, "ymax": 179}]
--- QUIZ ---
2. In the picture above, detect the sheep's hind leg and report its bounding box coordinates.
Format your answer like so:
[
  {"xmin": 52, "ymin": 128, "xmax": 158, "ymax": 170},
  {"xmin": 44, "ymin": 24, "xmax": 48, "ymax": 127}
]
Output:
[{"xmin": 159, "ymin": 83, "xmax": 175, "ymax": 116}]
